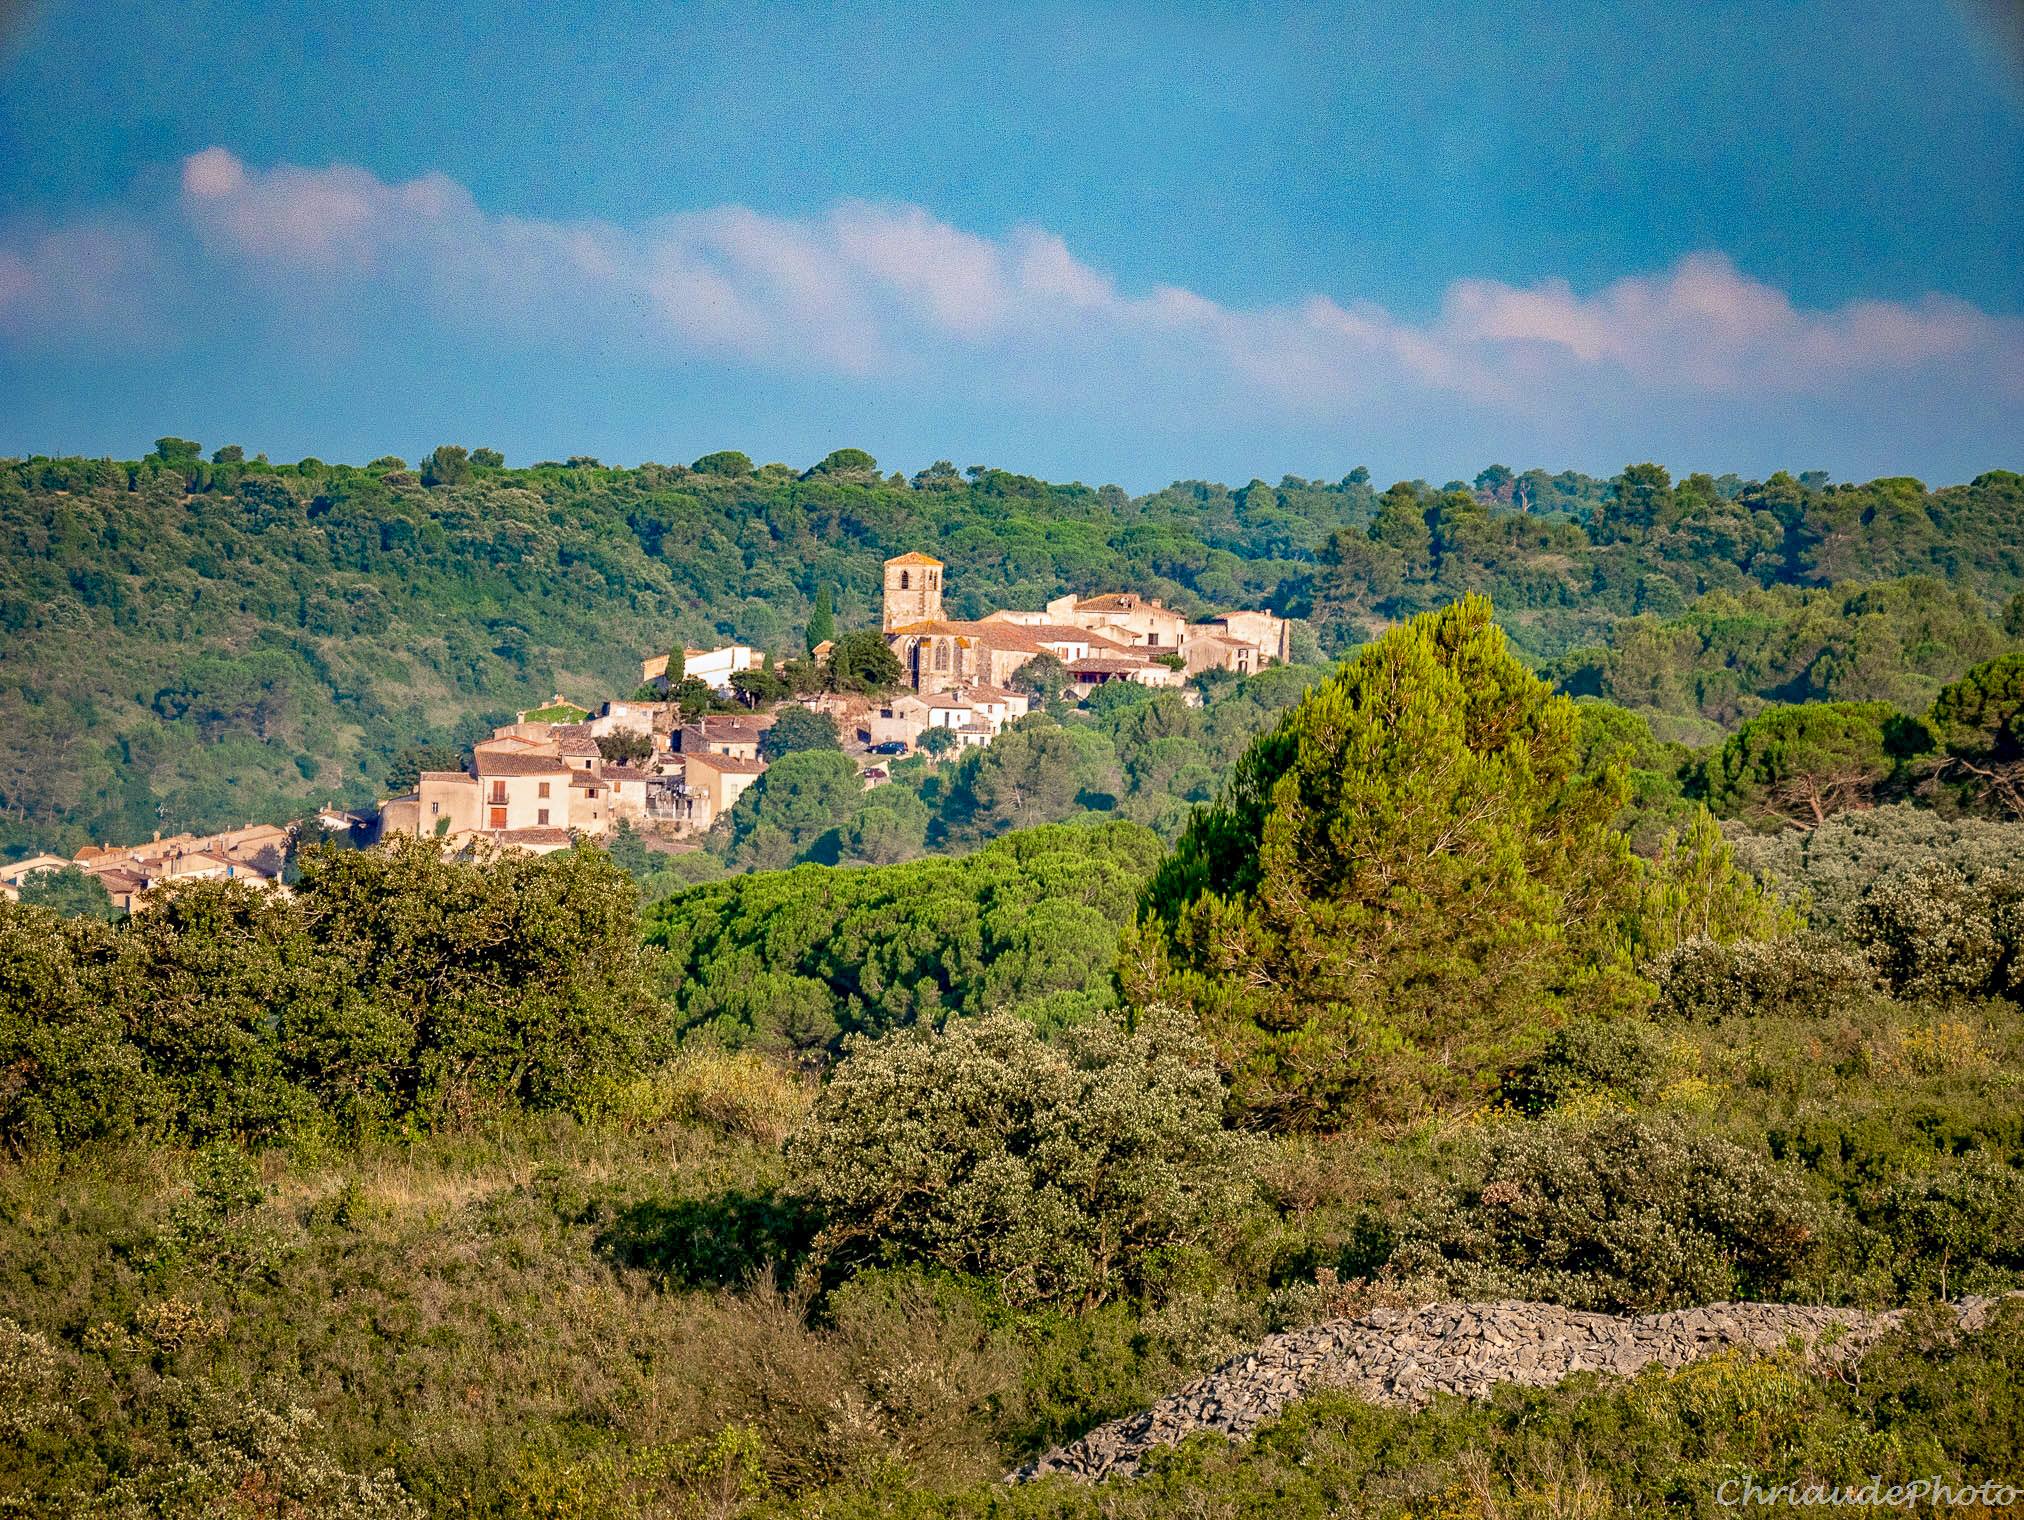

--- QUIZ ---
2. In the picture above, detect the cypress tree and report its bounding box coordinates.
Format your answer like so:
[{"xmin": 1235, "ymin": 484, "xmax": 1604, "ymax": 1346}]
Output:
[{"xmin": 806, "ymin": 586, "xmax": 836, "ymax": 653}]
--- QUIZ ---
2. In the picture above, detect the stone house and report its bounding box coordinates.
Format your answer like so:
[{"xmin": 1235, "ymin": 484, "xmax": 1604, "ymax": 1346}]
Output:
[
  {"xmin": 1183, "ymin": 633, "xmax": 1264, "ymax": 677},
  {"xmin": 1039, "ymin": 591, "xmax": 1190, "ymax": 653},
  {"xmin": 674, "ymin": 714, "xmax": 771, "ymax": 760},
  {"xmin": 862, "ymin": 692, "xmax": 932, "ymax": 748},
  {"xmin": 1200, "ymin": 609, "xmax": 1291, "ymax": 665},
  {"xmin": 641, "ymin": 644, "xmax": 762, "ymax": 695},
  {"xmin": 1066, "ymin": 654, "xmax": 1181, "ymax": 692},
  {"xmin": 679, "ymin": 751, "xmax": 767, "ymax": 829},
  {"xmin": 0, "ymin": 855, "xmax": 72, "ymax": 896}
]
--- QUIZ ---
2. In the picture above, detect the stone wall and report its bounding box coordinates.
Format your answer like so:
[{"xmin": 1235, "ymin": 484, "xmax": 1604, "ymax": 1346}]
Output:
[{"xmin": 1010, "ymin": 1295, "xmax": 2017, "ymax": 1484}]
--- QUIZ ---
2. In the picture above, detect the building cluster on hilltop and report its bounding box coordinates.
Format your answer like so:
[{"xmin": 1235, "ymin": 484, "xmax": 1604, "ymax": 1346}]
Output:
[
  {"xmin": 7, "ymin": 551, "xmax": 1293, "ymax": 891},
  {"xmin": 376, "ymin": 703, "xmax": 780, "ymax": 855},
  {"xmin": 879, "ymin": 551, "xmax": 1288, "ymax": 699},
  {"xmin": 0, "ymin": 822, "xmax": 292, "ymax": 912}
]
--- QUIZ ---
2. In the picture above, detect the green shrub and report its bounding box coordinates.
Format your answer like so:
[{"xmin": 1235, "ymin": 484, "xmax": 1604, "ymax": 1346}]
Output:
[
  {"xmin": 582, "ymin": 1047, "xmax": 813, "ymax": 1146},
  {"xmin": 0, "ymin": 839, "xmax": 667, "ymax": 1148},
  {"xmin": 1729, "ymin": 802, "xmax": 2024, "ymax": 931},
  {"xmin": 1501, "ymin": 1019, "xmax": 1672, "ymax": 1112},
  {"xmin": 149, "ymin": 1143, "xmax": 292, "ymax": 1282},
  {"xmin": 0, "ymin": 1308, "xmax": 419, "ymax": 1518},
  {"xmin": 0, "ymin": 904, "xmax": 159, "ymax": 1149},
  {"xmin": 1388, "ymin": 1111, "xmax": 1823, "ymax": 1311},
  {"xmin": 1847, "ymin": 863, "xmax": 2024, "ymax": 1000},
  {"xmin": 683, "ymin": 1271, "xmax": 1014, "ymax": 1491},
  {"xmin": 1653, "ymin": 933, "xmax": 1875, "ymax": 1021},
  {"xmin": 1869, "ymin": 1153, "xmax": 2024, "ymax": 1298},
  {"xmin": 788, "ymin": 1012, "xmax": 1257, "ymax": 1308}
]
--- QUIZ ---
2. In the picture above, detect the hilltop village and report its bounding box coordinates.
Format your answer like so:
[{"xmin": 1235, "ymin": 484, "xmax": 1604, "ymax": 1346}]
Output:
[
  {"xmin": 2, "ymin": 553, "xmax": 1286, "ymax": 904},
  {"xmin": 375, "ymin": 551, "xmax": 1284, "ymax": 853}
]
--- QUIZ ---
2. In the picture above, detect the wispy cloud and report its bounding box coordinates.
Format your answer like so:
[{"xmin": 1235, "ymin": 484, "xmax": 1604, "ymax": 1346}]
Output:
[{"xmin": 5, "ymin": 145, "xmax": 2020, "ymax": 430}]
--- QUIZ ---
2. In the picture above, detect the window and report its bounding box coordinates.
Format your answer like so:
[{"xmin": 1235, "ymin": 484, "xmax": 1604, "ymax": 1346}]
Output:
[
  {"xmin": 900, "ymin": 569, "xmax": 910, "ymax": 589},
  {"xmin": 429, "ymin": 801, "xmax": 439, "ymax": 816},
  {"xmin": 537, "ymin": 808, "xmax": 549, "ymax": 825},
  {"xmin": 928, "ymin": 571, "xmax": 938, "ymax": 590},
  {"xmin": 1147, "ymin": 631, "xmax": 1160, "ymax": 646},
  {"xmin": 538, "ymin": 781, "xmax": 551, "ymax": 798},
  {"xmin": 586, "ymin": 787, "xmax": 599, "ymax": 799},
  {"xmin": 490, "ymin": 781, "xmax": 506, "ymax": 804},
  {"xmin": 934, "ymin": 641, "xmax": 949, "ymax": 671}
]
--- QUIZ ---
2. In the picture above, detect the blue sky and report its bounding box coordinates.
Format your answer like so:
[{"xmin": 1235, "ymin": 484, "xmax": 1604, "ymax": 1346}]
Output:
[{"xmin": 1, "ymin": 0, "xmax": 2020, "ymax": 489}]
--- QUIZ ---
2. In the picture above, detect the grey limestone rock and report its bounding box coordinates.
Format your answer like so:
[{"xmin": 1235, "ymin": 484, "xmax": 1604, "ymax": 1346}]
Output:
[{"xmin": 1006, "ymin": 1294, "xmax": 2018, "ymax": 1485}]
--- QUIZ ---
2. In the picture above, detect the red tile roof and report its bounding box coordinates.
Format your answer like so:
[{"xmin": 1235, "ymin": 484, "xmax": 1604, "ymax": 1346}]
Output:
[
  {"xmin": 474, "ymin": 750, "xmax": 574, "ymax": 777},
  {"xmin": 493, "ymin": 827, "xmax": 574, "ymax": 847},
  {"xmin": 684, "ymin": 752, "xmax": 768, "ymax": 775},
  {"xmin": 1068, "ymin": 657, "xmax": 1154, "ymax": 674}
]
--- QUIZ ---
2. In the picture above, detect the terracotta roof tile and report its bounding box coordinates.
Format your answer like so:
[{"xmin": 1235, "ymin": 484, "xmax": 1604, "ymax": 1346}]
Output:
[
  {"xmin": 1068, "ymin": 656, "xmax": 1154, "ymax": 674},
  {"xmin": 474, "ymin": 750, "xmax": 575, "ymax": 777},
  {"xmin": 494, "ymin": 827, "xmax": 574, "ymax": 847},
  {"xmin": 684, "ymin": 752, "xmax": 768, "ymax": 775}
]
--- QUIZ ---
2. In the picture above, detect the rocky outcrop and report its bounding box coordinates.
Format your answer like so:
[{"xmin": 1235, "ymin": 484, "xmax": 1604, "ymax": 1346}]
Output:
[{"xmin": 1009, "ymin": 1296, "xmax": 2017, "ymax": 1484}]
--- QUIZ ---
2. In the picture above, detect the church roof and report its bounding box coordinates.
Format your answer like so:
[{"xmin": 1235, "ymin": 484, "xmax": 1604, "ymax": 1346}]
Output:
[{"xmin": 884, "ymin": 551, "xmax": 944, "ymax": 567}]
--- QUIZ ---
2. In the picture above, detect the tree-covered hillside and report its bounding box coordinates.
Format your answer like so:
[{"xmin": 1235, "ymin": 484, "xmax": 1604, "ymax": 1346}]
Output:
[{"xmin": 2, "ymin": 441, "xmax": 2019, "ymax": 850}]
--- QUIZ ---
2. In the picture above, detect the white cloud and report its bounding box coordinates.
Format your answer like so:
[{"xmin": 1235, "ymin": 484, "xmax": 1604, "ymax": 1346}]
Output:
[{"xmin": 3, "ymin": 145, "xmax": 2019, "ymax": 428}]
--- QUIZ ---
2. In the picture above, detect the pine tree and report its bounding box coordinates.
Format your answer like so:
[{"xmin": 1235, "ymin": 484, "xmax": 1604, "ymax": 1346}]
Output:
[{"xmin": 1129, "ymin": 595, "xmax": 1769, "ymax": 1130}]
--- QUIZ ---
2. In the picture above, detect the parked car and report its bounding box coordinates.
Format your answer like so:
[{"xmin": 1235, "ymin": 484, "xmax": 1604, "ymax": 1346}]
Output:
[{"xmin": 867, "ymin": 740, "xmax": 910, "ymax": 755}]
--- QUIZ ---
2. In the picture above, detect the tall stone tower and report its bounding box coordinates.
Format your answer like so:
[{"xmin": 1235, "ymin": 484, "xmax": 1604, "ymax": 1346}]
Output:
[{"xmin": 882, "ymin": 551, "xmax": 945, "ymax": 632}]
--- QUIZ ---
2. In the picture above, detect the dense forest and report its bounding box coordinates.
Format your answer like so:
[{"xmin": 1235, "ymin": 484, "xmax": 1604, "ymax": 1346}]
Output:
[
  {"xmin": 4, "ymin": 602, "xmax": 2021, "ymax": 1516},
  {"xmin": 2, "ymin": 439, "xmax": 2020, "ymax": 853}
]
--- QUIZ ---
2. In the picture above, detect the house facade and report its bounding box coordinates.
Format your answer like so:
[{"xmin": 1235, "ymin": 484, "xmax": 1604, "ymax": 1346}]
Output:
[
  {"xmin": 678, "ymin": 751, "xmax": 766, "ymax": 829},
  {"xmin": 641, "ymin": 644, "xmax": 762, "ymax": 695}
]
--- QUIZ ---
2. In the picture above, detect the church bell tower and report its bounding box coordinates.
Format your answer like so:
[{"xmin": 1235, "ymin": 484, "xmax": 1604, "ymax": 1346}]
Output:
[{"xmin": 882, "ymin": 551, "xmax": 945, "ymax": 632}]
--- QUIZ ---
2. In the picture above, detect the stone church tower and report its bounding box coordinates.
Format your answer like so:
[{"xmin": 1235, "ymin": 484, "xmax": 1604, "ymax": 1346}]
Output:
[{"xmin": 882, "ymin": 551, "xmax": 945, "ymax": 631}]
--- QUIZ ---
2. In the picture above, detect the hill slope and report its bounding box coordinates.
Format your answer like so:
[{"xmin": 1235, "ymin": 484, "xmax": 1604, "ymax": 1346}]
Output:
[{"xmin": 2, "ymin": 448, "xmax": 2019, "ymax": 849}]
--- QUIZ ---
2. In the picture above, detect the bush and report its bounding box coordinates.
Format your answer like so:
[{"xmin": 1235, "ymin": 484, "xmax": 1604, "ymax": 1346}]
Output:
[
  {"xmin": 788, "ymin": 1012, "xmax": 1257, "ymax": 1308},
  {"xmin": 1653, "ymin": 933, "xmax": 1875, "ymax": 1021},
  {"xmin": 0, "ymin": 904, "xmax": 159, "ymax": 1149},
  {"xmin": 0, "ymin": 838, "xmax": 667, "ymax": 1149},
  {"xmin": 149, "ymin": 1144, "xmax": 292, "ymax": 1283},
  {"xmin": 1728, "ymin": 802, "xmax": 2024, "ymax": 932},
  {"xmin": 1847, "ymin": 863, "xmax": 2024, "ymax": 1001},
  {"xmin": 1869, "ymin": 1153, "xmax": 2024, "ymax": 1298},
  {"xmin": 683, "ymin": 1271, "xmax": 1013, "ymax": 1491},
  {"xmin": 1501, "ymin": 1019, "xmax": 1672, "ymax": 1113},
  {"xmin": 1388, "ymin": 1111, "xmax": 1823, "ymax": 1311},
  {"xmin": 0, "ymin": 1308, "xmax": 419, "ymax": 1517},
  {"xmin": 583, "ymin": 1047, "xmax": 813, "ymax": 1146}
]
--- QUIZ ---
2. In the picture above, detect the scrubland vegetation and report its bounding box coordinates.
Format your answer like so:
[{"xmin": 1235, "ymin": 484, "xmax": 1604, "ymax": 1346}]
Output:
[{"xmin": 4, "ymin": 592, "xmax": 2023, "ymax": 1516}]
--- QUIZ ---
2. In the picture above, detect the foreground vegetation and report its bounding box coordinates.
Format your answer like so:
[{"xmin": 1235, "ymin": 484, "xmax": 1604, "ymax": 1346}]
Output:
[{"xmin": 4, "ymin": 600, "xmax": 2021, "ymax": 1514}]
